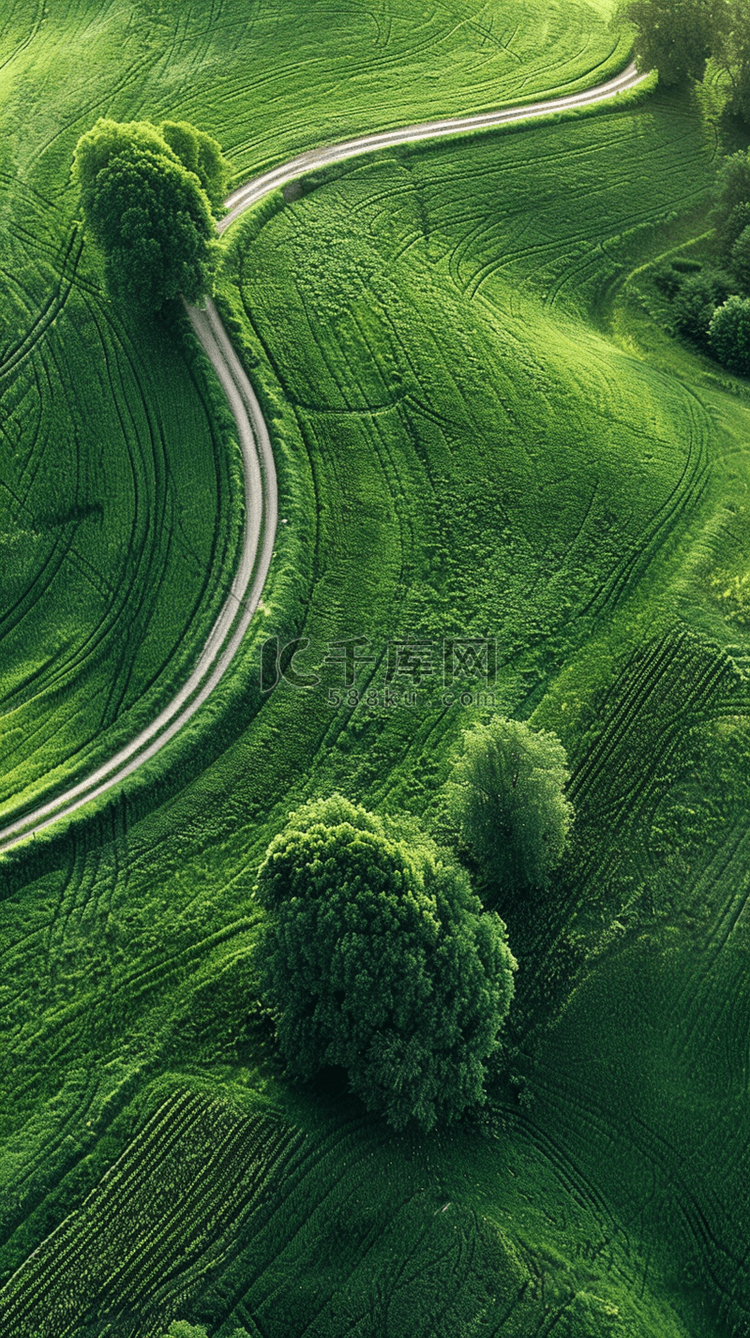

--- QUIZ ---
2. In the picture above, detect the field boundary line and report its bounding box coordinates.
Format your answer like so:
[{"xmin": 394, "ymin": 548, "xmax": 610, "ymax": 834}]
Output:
[{"xmin": 0, "ymin": 57, "xmax": 648, "ymax": 854}]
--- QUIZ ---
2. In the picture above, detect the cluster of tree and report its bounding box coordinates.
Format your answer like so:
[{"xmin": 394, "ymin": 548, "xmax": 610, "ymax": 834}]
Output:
[
  {"xmin": 653, "ymin": 148, "xmax": 750, "ymax": 374},
  {"xmin": 254, "ymin": 793, "xmax": 517, "ymax": 1132},
  {"xmin": 621, "ymin": 0, "xmax": 750, "ymax": 121},
  {"xmin": 253, "ymin": 718, "xmax": 573, "ymax": 1132},
  {"xmin": 72, "ymin": 118, "xmax": 231, "ymax": 310}
]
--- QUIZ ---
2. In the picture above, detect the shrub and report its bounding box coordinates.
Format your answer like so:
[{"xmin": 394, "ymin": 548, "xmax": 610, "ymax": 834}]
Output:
[
  {"xmin": 714, "ymin": 150, "xmax": 750, "ymax": 254},
  {"xmin": 254, "ymin": 795, "xmax": 516, "ymax": 1132},
  {"xmin": 709, "ymin": 294, "xmax": 750, "ymax": 373},
  {"xmin": 447, "ymin": 717, "xmax": 573, "ymax": 891},
  {"xmin": 671, "ymin": 256, "xmax": 703, "ymax": 273},
  {"xmin": 673, "ymin": 269, "xmax": 733, "ymax": 344},
  {"xmin": 652, "ymin": 258, "xmax": 681, "ymax": 298},
  {"xmin": 731, "ymin": 224, "xmax": 750, "ymax": 293}
]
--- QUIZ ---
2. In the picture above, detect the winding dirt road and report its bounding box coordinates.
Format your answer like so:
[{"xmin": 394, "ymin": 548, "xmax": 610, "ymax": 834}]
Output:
[{"xmin": 0, "ymin": 59, "xmax": 647, "ymax": 855}]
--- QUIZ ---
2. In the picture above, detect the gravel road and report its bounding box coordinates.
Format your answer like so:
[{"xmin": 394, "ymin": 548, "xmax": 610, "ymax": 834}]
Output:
[{"xmin": 0, "ymin": 58, "xmax": 648, "ymax": 854}]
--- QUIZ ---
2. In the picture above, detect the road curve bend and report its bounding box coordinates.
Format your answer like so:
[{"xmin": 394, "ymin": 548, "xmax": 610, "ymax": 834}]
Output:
[{"xmin": 0, "ymin": 59, "xmax": 648, "ymax": 855}]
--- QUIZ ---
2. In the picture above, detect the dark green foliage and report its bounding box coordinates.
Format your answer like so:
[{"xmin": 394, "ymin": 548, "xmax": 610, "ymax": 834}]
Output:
[
  {"xmin": 713, "ymin": 149, "xmax": 750, "ymax": 253},
  {"xmin": 448, "ymin": 717, "xmax": 573, "ymax": 892},
  {"xmin": 673, "ymin": 268, "xmax": 732, "ymax": 343},
  {"xmin": 160, "ymin": 121, "xmax": 231, "ymax": 213},
  {"xmin": 621, "ymin": 0, "xmax": 750, "ymax": 118},
  {"xmin": 709, "ymin": 293, "xmax": 750, "ymax": 372},
  {"xmin": 651, "ymin": 257, "xmax": 681, "ymax": 297},
  {"xmin": 163, "ymin": 1324, "xmax": 209, "ymax": 1338},
  {"xmin": 254, "ymin": 796, "xmax": 516, "ymax": 1131},
  {"xmin": 72, "ymin": 119, "xmax": 220, "ymax": 309},
  {"xmin": 670, "ymin": 256, "xmax": 702, "ymax": 273},
  {"xmin": 713, "ymin": 0, "xmax": 750, "ymax": 122},
  {"xmin": 620, "ymin": 0, "xmax": 717, "ymax": 85},
  {"xmin": 731, "ymin": 224, "xmax": 750, "ymax": 291}
]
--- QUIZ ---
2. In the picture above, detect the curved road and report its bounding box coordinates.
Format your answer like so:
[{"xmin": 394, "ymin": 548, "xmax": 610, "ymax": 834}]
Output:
[{"xmin": 0, "ymin": 60, "xmax": 647, "ymax": 855}]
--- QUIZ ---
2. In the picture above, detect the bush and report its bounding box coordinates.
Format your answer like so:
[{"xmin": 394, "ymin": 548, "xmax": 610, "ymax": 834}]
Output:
[
  {"xmin": 731, "ymin": 224, "xmax": 750, "ymax": 293},
  {"xmin": 673, "ymin": 269, "xmax": 733, "ymax": 344},
  {"xmin": 254, "ymin": 795, "xmax": 516, "ymax": 1132},
  {"xmin": 714, "ymin": 150, "xmax": 750, "ymax": 254},
  {"xmin": 671, "ymin": 256, "xmax": 703, "ymax": 273},
  {"xmin": 620, "ymin": 0, "xmax": 717, "ymax": 86},
  {"xmin": 709, "ymin": 294, "xmax": 750, "ymax": 373},
  {"xmin": 673, "ymin": 274, "xmax": 717, "ymax": 344},
  {"xmin": 447, "ymin": 716, "xmax": 573, "ymax": 891},
  {"xmin": 72, "ymin": 118, "xmax": 228, "ymax": 309},
  {"xmin": 652, "ymin": 258, "xmax": 681, "ymax": 298}
]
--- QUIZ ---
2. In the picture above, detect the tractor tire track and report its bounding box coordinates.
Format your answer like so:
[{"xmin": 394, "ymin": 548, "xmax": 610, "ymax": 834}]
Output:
[{"xmin": 0, "ymin": 59, "xmax": 647, "ymax": 854}]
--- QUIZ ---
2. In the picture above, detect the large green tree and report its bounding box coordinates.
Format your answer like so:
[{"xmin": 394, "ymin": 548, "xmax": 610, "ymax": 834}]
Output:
[
  {"xmin": 72, "ymin": 118, "xmax": 229, "ymax": 310},
  {"xmin": 713, "ymin": 0, "xmax": 750, "ymax": 121},
  {"xmin": 709, "ymin": 294, "xmax": 750, "ymax": 372},
  {"xmin": 254, "ymin": 795, "xmax": 516, "ymax": 1132},
  {"xmin": 448, "ymin": 716, "xmax": 573, "ymax": 891},
  {"xmin": 621, "ymin": 0, "xmax": 750, "ymax": 120},
  {"xmin": 620, "ymin": 0, "xmax": 719, "ymax": 85}
]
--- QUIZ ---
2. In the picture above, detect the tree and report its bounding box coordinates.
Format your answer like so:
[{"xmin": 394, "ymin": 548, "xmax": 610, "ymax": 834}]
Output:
[
  {"xmin": 620, "ymin": 0, "xmax": 719, "ymax": 86},
  {"xmin": 709, "ymin": 294, "xmax": 750, "ymax": 373},
  {"xmin": 712, "ymin": 0, "xmax": 750, "ymax": 122},
  {"xmin": 732, "ymin": 225, "xmax": 750, "ymax": 293},
  {"xmin": 713, "ymin": 149, "xmax": 750, "ymax": 254},
  {"xmin": 673, "ymin": 269, "xmax": 732, "ymax": 343},
  {"xmin": 254, "ymin": 795, "xmax": 516, "ymax": 1132},
  {"xmin": 72, "ymin": 118, "xmax": 229, "ymax": 310},
  {"xmin": 447, "ymin": 716, "xmax": 573, "ymax": 891},
  {"xmin": 160, "ymin": 119, "xmax": 231, "ymax": 213}
]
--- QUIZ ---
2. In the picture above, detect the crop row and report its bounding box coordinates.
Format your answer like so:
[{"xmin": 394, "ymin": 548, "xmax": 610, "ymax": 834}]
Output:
[{"xmin": 0, "ymin": 1089, "xmax": 302, "ymax": 1336}]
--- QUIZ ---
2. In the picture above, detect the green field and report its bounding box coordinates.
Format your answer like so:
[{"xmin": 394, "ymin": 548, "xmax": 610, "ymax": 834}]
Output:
[
  {"xmin": 2, "ymin": 0, "xmax": 750, "ymax": 1335},
  {"xmin": 0, "ymin": 0, "xmax": 627, "ymax": 824}
]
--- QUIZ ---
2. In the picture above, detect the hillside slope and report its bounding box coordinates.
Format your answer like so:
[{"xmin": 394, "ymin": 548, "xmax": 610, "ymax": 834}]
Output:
[{"xmin": 3, "ymin": 4, "xmax": 749, "ymax": 1338}]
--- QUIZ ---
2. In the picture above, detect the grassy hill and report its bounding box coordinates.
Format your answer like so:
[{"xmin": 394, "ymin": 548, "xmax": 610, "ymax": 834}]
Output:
[
  {"xmin": 2, "ymin": 1, "xmax": 750, "ymax": 1336},
  {"xmin": 0, "ymin": 0, "xmax": 626, "ymax": 824}
]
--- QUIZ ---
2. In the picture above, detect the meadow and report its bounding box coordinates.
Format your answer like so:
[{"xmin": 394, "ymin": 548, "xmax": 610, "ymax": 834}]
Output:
[
  {"xmin": 0, "ymin": 0, "xmax": 624, "ymax": 826},
  {"xmin": 2, "ymin": 0, "xmax": 750, "ymax": 1336}
]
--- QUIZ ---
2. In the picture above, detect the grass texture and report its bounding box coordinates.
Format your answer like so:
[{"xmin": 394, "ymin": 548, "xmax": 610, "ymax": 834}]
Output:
[
  {"xmin": 0, "ymin": 0, "xmax": 623, "ymax": 821},
  {"xmin": 4, "ymin": 2, "xmax": 750, "ymax": 1338}
]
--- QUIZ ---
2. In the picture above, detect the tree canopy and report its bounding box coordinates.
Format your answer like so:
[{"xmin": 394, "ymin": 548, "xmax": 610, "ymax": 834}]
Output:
[
  {"xmin": 620, "ymin": 0, "xmax": 717, "ymax": 86},
  {"xmin": 710, "ymin": 294, "xmax": 750, "ymax": 372},
  {"xmin": 713, "ymin": 0, "xmax": 750, "ymax": 122},
  {"xmin": 714, "ymin": 149, "xmax": 750, "ymax": 255},
  {"xmin": 160, "ymin": 119, "xmax": 231, "ymax": 213},
  {"xmin": 620, "ymin": 0, "xmax": 750, "ymax": 119},
  {"xmin": 447, "ymin": 716, "xmax": 573, "ymax": 892},
  {"xmin": 254, "ymin": 795, "xmax": 516, "ymax": 1132},
  {"xmin": 72, "ymin": 118, "xmax": 230, "ymax": 310}
]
